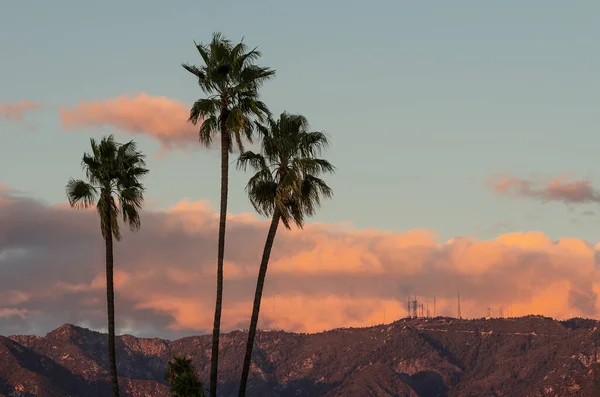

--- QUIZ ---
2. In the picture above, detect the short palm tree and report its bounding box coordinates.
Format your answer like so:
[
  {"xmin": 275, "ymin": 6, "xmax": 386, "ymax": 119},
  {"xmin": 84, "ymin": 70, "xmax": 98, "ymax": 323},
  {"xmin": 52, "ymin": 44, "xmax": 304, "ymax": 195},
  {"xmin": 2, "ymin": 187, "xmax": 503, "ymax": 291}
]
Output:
[
  {"xmin": 166, "ymin": 355, "xmax": 205, "ymax": 397},
  {"xmin": 236, "ymin": 112, "xmax": 334, "ymax": 396},
  {"xmin": 66, "ymin": 135, "xmax": 148, "ymax": 397},
  {"xmin": 182, "ymin": 32, "xmax": 275, "ymax": 397}
]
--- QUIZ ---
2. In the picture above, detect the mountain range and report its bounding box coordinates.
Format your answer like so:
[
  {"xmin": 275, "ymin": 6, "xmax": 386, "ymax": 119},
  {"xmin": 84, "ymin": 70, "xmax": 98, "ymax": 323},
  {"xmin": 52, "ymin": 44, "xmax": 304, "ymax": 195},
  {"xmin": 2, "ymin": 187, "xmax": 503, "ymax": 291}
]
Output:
[{"xmin": 1, "ymin": 316, "xmax": 599, "ymax": 396}]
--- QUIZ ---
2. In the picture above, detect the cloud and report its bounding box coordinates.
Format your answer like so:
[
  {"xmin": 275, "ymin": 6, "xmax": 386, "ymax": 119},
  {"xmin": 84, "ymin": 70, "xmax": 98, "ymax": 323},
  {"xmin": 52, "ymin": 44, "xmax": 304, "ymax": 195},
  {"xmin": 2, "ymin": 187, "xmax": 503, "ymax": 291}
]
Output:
[
  {"xmin": 59, "ymin": 93, "xmax": 198, "ymax": 150},
  {"xmin": 488, "ymin": 173, "xmax": 600, "ymax": 204},
  {"xmin": 0, "ymin": 101, "xmax": 40, "ymax": 121},
  {"xmin": 0, "ymin": 187, "xmax": 599, "ymax": 339}
]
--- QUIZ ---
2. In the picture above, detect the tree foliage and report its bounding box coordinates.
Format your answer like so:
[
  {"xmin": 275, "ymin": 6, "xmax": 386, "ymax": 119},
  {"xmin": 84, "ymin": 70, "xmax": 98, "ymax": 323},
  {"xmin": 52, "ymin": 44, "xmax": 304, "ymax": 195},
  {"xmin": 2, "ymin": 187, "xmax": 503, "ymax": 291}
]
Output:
[
  {"xmin": 182, "ymin": 32, "xmax": 275, "ymax": 152},
  {"xmin": 238, "ymin": 112, "xmax": 335, "ymax": 228},
  {"xmin": 66, "ymin": 134, "xmax": 148, "ymax": 240},
  {"xmin": 166, "ymin": 355, "xmax": 205, "ymax": 397}
]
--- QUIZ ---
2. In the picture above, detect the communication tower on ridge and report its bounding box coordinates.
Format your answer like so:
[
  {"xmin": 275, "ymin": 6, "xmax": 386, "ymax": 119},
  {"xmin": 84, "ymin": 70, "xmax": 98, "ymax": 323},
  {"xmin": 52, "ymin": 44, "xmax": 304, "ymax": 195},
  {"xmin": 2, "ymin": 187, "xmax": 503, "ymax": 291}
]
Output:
[{"xmin": 412, "ymin": 295, "xmax": 418, "ymax": 318}]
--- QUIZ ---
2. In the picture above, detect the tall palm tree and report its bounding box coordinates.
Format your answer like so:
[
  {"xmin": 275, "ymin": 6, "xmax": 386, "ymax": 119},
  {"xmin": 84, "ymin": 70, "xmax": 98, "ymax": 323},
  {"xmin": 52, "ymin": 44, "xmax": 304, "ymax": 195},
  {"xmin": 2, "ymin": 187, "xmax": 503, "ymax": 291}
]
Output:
[
  {"xmin": 182, "ymin": 32, "xmax": 275, "ymax": 397},
  {"xmin": 166, "ymin": 355, "xmax": 205, "ymax": 397},
  {"xmin": 236, "ymin": 112, "xmax": 334, "ymax": 396},
  {"xmin": 66, "ymin": 135, "xmax": 148, "ymax": 397}
]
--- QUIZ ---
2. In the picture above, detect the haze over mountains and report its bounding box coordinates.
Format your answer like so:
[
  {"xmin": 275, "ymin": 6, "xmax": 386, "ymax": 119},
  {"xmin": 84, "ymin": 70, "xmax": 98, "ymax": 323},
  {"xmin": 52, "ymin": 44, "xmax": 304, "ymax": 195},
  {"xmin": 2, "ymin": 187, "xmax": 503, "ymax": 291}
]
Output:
[{"xmin": 1, "ymin": 316, "xmax": 599, "ymax": 397}]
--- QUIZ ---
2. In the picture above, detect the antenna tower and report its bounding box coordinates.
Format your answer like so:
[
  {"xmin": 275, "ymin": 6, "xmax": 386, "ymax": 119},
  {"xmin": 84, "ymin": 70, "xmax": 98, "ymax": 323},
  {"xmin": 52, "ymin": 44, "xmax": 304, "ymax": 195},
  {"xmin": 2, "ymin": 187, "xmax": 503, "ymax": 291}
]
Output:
[
  {"xmin": 457, "ymin": 292, "xmax": 462, "ymax": 319},
  {"xmin": 412, "ymin": 295, "xmax": 418, "ymax": 318}
]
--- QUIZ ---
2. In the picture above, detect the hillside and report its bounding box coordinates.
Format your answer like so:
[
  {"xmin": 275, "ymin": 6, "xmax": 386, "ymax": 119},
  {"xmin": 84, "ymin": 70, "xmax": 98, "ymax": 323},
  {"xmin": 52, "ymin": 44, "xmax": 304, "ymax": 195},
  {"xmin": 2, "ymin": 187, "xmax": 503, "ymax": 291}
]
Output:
[{"xmin": 1, "ymin": 316, "xmax": 599, "ymax": 396}]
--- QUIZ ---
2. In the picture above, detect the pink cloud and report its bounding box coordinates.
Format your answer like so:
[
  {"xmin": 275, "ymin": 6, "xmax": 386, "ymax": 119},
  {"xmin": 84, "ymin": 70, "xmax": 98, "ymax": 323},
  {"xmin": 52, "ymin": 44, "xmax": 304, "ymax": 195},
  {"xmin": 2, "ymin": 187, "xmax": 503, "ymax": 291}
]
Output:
[
  {"xmin": 60, "ymin": 93, "xmax": 198, "ymax": 150},
  {"xmin": 488, "ymin": 173, "xmax": 600, "ymax": 204},
  {"xmin": 0, "ymin": 187, "xmax": 599, "ymax": 338},
  {"xmin": 0, "ymin": 101, "xmax": 40, "ymax": 121}
]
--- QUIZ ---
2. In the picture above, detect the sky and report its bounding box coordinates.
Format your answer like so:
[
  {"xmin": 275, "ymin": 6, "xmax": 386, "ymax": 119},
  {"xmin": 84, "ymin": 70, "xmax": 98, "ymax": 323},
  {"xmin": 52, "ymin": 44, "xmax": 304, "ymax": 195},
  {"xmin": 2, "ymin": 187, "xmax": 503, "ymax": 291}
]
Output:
[{"xmin": 1, "ymin": 1, "xmax": 600, "ymax": 338}]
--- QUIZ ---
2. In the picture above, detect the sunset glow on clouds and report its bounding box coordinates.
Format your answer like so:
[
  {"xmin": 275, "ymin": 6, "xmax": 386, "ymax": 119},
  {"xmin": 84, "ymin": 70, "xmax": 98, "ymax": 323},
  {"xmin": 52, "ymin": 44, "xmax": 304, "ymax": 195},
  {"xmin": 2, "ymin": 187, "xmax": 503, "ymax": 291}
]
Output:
[
  {"xmin": 1, "ymin": 186, "xmax": 599, "ymax": 338},
  {"xmin": 488, "ymin": 173, "xmax": 600, "ymax": 204},
  {"xmin": 0, "ymin": 101, "xmax": 40, "ymax": 122},
  {"xmin": 59, "ymin": 93, "xmax": 198, "ymax": 150}
]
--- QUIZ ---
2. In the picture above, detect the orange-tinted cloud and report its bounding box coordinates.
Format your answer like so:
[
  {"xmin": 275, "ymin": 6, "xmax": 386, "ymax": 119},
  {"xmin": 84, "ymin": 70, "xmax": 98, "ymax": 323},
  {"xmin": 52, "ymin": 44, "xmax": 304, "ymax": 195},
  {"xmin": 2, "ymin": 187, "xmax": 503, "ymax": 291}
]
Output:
[
  {"xmin": 60, "ymin": 93, "xmax": 198, "ymax": 150},
  {"xmin": 0, "ymin": 101, "xmax": 40, "ymax": 121},
  {"xmin": 488, "ymin": 173, "xmax": 600, "ymax": 204},
  {"xmin": 0, "ymin": 187, "xmax": 599, "ymax": 338}
]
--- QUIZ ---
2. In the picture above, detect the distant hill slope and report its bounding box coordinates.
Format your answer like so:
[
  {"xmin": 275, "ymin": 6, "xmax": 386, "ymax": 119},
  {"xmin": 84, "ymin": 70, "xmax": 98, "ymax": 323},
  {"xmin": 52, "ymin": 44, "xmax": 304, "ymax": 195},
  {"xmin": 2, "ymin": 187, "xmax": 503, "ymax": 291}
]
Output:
[{"xmin": 1, "ymin": 316, "xmax": 599, "ymax": 397}]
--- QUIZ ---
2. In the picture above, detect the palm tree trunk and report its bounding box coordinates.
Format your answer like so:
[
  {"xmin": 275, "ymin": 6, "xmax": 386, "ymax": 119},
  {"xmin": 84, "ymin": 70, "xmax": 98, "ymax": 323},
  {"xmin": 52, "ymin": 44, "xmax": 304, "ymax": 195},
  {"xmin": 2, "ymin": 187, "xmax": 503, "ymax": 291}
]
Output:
[
  {"xmin": 238, "ymin": 211, "xmax": 281, "ymax": 397},
  {"xmin": 104, "ymin": 200, "xmax": 120, "ymax": 397},
  {"xmin": 210, "ymin": 102, "xmax": 230, "ymax": 397}
]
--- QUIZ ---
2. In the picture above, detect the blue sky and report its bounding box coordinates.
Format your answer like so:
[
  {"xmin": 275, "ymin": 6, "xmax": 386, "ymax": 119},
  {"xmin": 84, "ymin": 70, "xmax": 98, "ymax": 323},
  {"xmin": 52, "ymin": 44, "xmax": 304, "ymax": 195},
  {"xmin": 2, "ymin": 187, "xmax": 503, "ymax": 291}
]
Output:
[{"xmin": 2, "ymin": 0, "xmax": 600, "ymax": 241}]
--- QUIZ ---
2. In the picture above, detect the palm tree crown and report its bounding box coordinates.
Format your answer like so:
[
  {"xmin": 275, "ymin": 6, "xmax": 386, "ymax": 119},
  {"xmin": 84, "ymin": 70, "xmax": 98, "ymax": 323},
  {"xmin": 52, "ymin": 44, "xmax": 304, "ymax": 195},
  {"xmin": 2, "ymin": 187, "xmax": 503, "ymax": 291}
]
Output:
[
  {"xmin": 66, "ymin": 135, "xmax": 148, "ymax": 239},
  {"xmin": 182, "ymin": 32, "xmax": 275, "ymax": 152},
  {"xmin": 238, "ymin": 112, "xmax": 335, "ymax": 228}
]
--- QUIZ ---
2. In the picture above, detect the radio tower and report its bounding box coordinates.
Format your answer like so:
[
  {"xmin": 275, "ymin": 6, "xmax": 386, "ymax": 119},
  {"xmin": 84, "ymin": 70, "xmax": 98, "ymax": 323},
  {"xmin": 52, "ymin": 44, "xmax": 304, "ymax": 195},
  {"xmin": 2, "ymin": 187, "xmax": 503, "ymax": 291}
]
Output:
[
  {"xmin": 457, "ymin": 292, "xmax": 462, "ymax": 319},
  {"xmin": 412, "ymin": 295, "xmax": 418, "ymax": 318}
]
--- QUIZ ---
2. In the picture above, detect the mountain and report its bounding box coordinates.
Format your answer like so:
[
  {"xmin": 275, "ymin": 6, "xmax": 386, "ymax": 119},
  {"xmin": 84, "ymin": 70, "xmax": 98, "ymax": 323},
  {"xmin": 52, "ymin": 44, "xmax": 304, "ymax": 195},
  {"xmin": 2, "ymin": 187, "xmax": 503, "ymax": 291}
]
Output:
[{"xmin": 1, "ymin": 316, "xmax": 600, "ymax": 396}]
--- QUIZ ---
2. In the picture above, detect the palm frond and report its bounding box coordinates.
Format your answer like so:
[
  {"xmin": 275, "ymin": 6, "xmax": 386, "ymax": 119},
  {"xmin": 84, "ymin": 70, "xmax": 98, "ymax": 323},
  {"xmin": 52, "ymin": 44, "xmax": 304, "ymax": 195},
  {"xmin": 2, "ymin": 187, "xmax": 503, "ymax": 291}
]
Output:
[
  {"xmin": 292, "ymin": 157, "xmax": 335, "ymax": 176},
  {"xmin": 299, "ymin": 131, "xmax": 330, "ymax": 156},
  {"xmin": 182, "ymin": 63, "xmax": 206, "ymax": 82},
  {"xmin": 246, "ymin": 175, "xmax": 277, "ymax": 218},
  {"xmin": 97, "ymin": 193, "xmax": 121, "ymax": 240},
  {"xmin": 237, "ymin": 151, "xmax": 268, "ymax": 172},
  {"xmin": 199, "ymin": 115, "xmax": 218, "ymax": 147},
  {"xmin": 236, "ymin": 65, "xmax": 275, "ymax": 92},
  {"xmin": 66, "ymin": 179, "xmax": 98, "ymax": 209},
  {"xmin": 189, "ymin": 98, "xmax": 220, "ymax": 125},
  {"xmin": 194, "ymin": 40, "xmax": 213, "ymax": 68},
  {"xmin": 121, "ymin": 200, "xmax": 141, "ymax": 232}
]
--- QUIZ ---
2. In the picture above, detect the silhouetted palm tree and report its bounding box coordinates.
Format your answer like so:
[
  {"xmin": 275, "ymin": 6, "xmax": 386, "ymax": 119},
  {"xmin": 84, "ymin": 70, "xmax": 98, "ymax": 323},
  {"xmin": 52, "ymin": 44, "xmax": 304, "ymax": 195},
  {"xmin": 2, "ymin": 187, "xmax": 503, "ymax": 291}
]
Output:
[
  {"xmin": 182, "ymin": 32, "xmax": 275, "ymax": 397},
  {"xmin": 166, "ymin": 355, "xmax": 205, "ymax": 397},
  {"xmin": 66, "ymin": 135, "xmax": 148, "ymax": 397},
  {"xmin": 236, "ymin": 112, "xmax": 334, "ymax": 396}
]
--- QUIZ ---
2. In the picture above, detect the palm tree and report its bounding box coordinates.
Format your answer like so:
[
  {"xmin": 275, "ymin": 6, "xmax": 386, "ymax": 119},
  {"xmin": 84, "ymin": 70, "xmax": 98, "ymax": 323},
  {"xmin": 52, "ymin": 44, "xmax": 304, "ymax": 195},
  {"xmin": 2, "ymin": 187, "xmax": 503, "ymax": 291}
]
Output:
[
  {"xmin": 182, "ymin": 32, "xmax": 275, "ymax": 397},
  {"xmin": 236, "ymin": 112, "xmax": 334, "ymax": 396},
  {"xmin": 166, "ymin": 355, "xmax": 205, "ymax": 397},
  {"xmin": 66, "ymin": 135, "xmax": 148, "ymax": 397}
]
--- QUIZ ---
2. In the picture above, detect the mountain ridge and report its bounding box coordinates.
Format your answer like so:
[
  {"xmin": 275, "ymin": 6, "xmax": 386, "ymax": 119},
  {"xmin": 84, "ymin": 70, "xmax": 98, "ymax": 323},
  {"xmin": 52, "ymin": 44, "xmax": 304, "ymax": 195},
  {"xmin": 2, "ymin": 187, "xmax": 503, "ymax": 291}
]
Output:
[{"xmin": 1, "ymin": 316, "xmax": 599, "ymax": 396}]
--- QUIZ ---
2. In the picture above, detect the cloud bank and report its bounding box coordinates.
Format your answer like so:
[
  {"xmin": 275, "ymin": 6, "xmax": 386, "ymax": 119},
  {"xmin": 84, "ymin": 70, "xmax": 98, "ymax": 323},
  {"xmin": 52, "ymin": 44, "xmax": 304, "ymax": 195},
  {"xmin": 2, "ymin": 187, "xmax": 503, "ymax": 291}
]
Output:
[
  {"xmin": 59, "ymin": 93, "xmax": 198, "ymax": 150},
  {"xmin": 0, "ymin": 101, "xmax": 40, "ymax": 121},
  {"xmin": 1, "ymin": 187, "xmax": 599, "ymax": 339},
  {"xmin": 488, "ymin": 174, "xmax": 600, "ymax": 204}
]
